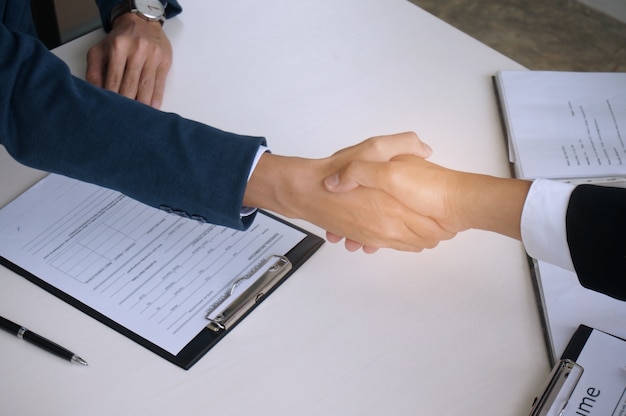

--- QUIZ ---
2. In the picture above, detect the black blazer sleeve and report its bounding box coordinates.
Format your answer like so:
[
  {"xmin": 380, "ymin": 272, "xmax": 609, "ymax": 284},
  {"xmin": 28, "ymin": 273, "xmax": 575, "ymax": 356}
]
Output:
[{"xmin": 566, "ymin": 185, "xmax": 626, "ymax": 301}]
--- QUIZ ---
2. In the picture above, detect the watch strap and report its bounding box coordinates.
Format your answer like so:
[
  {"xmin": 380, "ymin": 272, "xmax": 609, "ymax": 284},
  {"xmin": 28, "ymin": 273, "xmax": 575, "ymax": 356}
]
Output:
[{"xmin": 110, "ymin": 0, "xmax": 166, "ymax": 27}]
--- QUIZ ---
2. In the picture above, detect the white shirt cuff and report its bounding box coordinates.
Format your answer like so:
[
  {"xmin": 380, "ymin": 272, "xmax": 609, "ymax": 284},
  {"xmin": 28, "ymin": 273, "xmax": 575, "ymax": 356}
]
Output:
[
  {"xmin": 247, "ymin": 145, "xmax": 269, "ymax": 181},
  {"xmin": 241, "ymin": 145, "xmax": 269, "ymax": 217},
  {"xmin": 520, "ymin": 178, "xmax": 576, "ymax": 271}
]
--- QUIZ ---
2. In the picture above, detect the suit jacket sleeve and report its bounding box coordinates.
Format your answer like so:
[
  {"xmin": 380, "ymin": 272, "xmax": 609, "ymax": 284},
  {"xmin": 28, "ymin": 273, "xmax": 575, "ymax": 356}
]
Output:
[
  {"xmin": 0, "ymin": 11, "xmax": 265, "ymax": 230},
  {"xmin": 566, "ymin": 184, "xmax": 626, "ymax": 300}
]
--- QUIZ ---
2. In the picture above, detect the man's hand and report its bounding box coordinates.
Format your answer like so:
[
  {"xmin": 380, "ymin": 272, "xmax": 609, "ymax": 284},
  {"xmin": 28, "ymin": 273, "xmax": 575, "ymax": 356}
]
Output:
[
  {"xmin": 243, "ymin": 132, "xmax": 458, "ymax": 253},
  {"xmin": 325, "ymin": 151, "xmax": 532, "ymax": 248},
  {"xmin": 325, "ymin": 155, "xmax": 470, "ymax": 235},
  {"xmin": 86, "ymin": 13, "xmax": 173, "ymax": 109}
]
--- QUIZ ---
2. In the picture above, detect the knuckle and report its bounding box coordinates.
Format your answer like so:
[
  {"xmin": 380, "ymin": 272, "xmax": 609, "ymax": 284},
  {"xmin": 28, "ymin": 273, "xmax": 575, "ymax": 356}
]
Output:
[
  {"xmin": 343, "ymin": 159, "xmax": 362, "ymax": 173},
  {"xmin": 368, "ymin": 136, "xmax": 386, "ymax": 153},
  {"xmin": 135, "ymin": 37, "xmax": 153, "ymax": 54},
  {"xmin": 140, "ymin": 76, "xmax": 153, "ymax": 88},
  {"xmin": 383, "ymin": 165, "xmax": 403, "ymax": 189},
  {"xmin": 110, "ymin": 36, "xmax": 129, "ymax": 52},
  {"xmin": 107, "ymin": 74, "xmax": 123, "ymax": 89}
]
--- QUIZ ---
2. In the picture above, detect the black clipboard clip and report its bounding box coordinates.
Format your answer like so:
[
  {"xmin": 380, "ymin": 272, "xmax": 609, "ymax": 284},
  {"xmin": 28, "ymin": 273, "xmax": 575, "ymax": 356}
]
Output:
[
  {"xmin": 205, "ymin": 255, "xmax": 292, "ymax": 332},
  {"xmin": 529, "ymin": 359, "xmax": 584, "ymax": 416}
]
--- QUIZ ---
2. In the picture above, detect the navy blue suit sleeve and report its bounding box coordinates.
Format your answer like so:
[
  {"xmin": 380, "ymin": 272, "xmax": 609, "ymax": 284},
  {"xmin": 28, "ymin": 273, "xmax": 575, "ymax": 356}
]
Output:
[
  {"xmin": 95, "ymin": 0, "xmax": 182, "ymax": 32},
  {"xmin": 0, "ymin": 22, "xmax": 265, "ymax": 230},
  {"xmin": 566, "ymin": 185, "xmax": 626, "ymax": 300}
]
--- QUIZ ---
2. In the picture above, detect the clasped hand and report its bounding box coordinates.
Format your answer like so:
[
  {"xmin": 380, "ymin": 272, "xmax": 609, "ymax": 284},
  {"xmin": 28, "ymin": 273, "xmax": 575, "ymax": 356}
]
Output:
[
  {"xmin": 245, "ymin": 132, "xmax": 466, "ymax": 254},
  {"xmin": 322, "ymin": 132, "xmax": 470, "ymax": 253}
]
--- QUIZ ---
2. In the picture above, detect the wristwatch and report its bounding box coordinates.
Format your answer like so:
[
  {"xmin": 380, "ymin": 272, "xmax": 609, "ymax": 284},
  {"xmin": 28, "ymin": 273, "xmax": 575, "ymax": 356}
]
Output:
[{"xmin": 110, "ymin": 0, "xmax": 166, "ymax": 26}]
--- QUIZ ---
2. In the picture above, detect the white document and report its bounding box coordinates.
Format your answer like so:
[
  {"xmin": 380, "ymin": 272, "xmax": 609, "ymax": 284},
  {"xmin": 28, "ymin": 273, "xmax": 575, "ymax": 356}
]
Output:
[
  {"xmin": 496, "ymin": 71, "xmax": 626, "ymax": 180},
  {"xmin": 0, "ymin": 174, "xmax": 306, "ymax": 355},
  {"xmin": 562, "ymin": 329, "xmax": 626, "ymax": 416}
]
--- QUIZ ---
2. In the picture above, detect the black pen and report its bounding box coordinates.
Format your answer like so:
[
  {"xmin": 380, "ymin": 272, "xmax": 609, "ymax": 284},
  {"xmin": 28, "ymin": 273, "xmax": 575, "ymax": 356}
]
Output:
[{"xmin": 0, "ymin": 315, "xmax": 88, "ymax": 365}]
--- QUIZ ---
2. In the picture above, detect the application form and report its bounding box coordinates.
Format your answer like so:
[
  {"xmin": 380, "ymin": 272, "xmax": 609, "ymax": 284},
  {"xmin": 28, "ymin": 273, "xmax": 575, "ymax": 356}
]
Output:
[{"xmin": 0, "ymin": 174, "xmax": 306, "ymax": 354}]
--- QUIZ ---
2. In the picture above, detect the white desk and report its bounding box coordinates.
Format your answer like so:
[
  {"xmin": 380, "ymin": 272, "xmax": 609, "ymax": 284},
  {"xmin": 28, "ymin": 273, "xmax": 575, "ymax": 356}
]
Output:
[{"xmin": 0, "ymin": 1, "xmax": 549, "ymax": 414}]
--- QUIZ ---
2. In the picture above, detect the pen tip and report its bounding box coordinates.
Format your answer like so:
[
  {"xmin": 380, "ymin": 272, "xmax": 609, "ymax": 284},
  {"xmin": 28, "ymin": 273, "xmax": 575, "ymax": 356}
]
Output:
[{"xmin": 71, "ymin": 355, "xmax": 88, "ymax": 366}]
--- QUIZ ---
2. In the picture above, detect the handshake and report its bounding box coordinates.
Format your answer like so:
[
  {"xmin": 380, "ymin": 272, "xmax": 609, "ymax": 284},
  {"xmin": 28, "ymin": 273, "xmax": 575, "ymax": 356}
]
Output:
[{"xmin": 244, "ymin": 132, "xmax": 531, "ymax": 253}]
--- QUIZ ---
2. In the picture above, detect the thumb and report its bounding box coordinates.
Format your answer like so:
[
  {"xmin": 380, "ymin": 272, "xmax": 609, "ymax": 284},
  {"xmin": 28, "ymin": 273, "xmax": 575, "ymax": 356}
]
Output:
[
  {"xmin": 413, "ymin": 137, "xmax": 433, "ymax": 159},
  {"xmin": 324, "ymin": 160, "xmax": 383, "ymax": 193},
  {"xmin": 324, "ymin": 172, "xmax": 359, "ymax": 193},
  {"xmin": 382, "ymin": 131, "xmax": 433, "ymax": 159}
]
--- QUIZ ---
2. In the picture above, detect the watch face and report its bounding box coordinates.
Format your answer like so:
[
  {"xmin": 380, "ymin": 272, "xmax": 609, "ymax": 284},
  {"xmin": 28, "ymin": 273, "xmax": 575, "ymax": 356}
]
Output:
[{"xmin": 134, "ymin": 0, "xmax": 165, "ymax": 19}]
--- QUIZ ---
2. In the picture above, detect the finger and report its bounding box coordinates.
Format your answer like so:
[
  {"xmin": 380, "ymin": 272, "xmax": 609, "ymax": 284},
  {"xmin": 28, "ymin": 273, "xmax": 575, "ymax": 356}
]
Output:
[
  {"xmin": 411, "ymin": 134, "xmax": 433, "ymax": 159},
  {"xmin": 134, "ymin": 61, "xmax": 157, "ymax": 107},
  {"xmin": 402, "ymin": 215, "xmax": 457, "ymax": 249},
  {"xmin": 85, "ymin": 45, "xmax": 106, "ymax": 88},
  {"xmin": 328, "ymin": 222, "xmax": 437, "ymax": 253},
  {"xmin": 326, "ymin": 232, "xmax": 368, "ymax": 252},
  {"xmin": 357, "ymin": 211, "xmax": 453, "ymax": 253},
  {"xmin": 372, "ymin": 131, "xmax": 432, "ymax": 159},
  {"xmin": 327, "ymin": 231, "xmax": 379, "ymax": 254},
  {"xmin": 325, "ymin": 231, "xmax": 344, "ymax": 243},
  {"xmin": 149, "ymin": 62, "xmax": 170, "ymax": 109},
  {"xmin": 327, "ymin": 219, "xmax": 434, "ymax": 253},
  {"xmin": 362, "ymin": 245, "xmax": 379, "ymax": 254},
  {"xmin": 325, "ymin": 133, "xmax": 433, "ymax": 192},
  {"xmin": 324, "ymin": 172, "xmax": 358, "ymax": 192},
  {"xmin": 344, "ymin": 239, "xmax": 363, "ymax": 252},
  {"xmin": 118, "ymin": 54, "xmax": 146, "ymax": 101},
  {"xmin": 104, "ymin": 46, "xmax": 130, "ymax": 94},
  {"xmin": 337, "ymin": 131, "xmax": 433, "ymax": 161},
  {"xmin": 325, "ymin": 160, "xmax": 385, "ymax": 193}
]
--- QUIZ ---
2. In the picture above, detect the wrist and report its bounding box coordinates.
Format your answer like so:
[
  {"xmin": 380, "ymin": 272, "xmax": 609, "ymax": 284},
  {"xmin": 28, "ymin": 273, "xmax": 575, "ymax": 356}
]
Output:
[
  {"xmin": 110, "ymin": 0, "xmax": 166, "ymax": 28},
  {"xmin": 458, "ymin": 173, "xmax": 531, "ymax": 239},
  {"xmin": 244, "ymin": 153, "xmax": 318, "ymax": 220},
  {"xmin": 111, "ymin": 11, "xmax": 162, "ymax": 29}
]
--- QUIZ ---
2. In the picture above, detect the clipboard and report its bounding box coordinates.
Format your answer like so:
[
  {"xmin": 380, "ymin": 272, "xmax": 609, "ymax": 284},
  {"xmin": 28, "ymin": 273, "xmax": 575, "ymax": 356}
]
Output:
[
  {"xmin": 0, "ymin": 174, "xmax": 324, "ymax": 370},
  {"xmin": 528, "ymin": 325, "xmax": 626, "ymax": 416}
]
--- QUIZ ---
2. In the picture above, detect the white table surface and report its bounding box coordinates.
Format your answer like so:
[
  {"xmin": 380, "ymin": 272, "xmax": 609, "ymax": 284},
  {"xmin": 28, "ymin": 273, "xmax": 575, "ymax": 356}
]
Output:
[{"xmin": 0, "ymin": 1, "xmax": 550, "ymax": 415}]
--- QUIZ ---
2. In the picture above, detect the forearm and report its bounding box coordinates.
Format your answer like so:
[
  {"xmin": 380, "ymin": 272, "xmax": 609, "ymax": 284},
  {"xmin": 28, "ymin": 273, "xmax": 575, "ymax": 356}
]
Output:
[
  {"xmin": 2, "ymin": 27, "xmax": 264, "ymax": 229},
  {"xmin": 244, "ymin": 153, "xmax": 314, "ymax": 220},
  {"xmin": 455, "ymin": 173, "xmax": 531, "ymax": 240}
]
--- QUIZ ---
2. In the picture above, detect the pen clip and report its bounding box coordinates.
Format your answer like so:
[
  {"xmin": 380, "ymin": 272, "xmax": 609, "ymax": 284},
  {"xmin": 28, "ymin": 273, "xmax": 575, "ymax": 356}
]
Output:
[
  {"xmin": 529, "ymin": 359, "xmax": 584, "ymax": 416},
  {"xmin": 205, "ymin": 255, "xmax": 292, "ymax": 332}
]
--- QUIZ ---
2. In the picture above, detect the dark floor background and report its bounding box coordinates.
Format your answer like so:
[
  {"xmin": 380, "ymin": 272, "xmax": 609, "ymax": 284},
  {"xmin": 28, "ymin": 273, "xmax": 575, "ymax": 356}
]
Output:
[{"xmin": 409, "ymin": 0, "xmax": 626, "ymax": 72}]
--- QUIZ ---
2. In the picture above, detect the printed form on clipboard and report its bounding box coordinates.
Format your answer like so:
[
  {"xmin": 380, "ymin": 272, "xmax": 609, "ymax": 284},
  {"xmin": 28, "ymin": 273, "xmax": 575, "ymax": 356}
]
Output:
[{"xmin": 0, "ymin": 174, "xmax": 323, "ymax": 369}]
